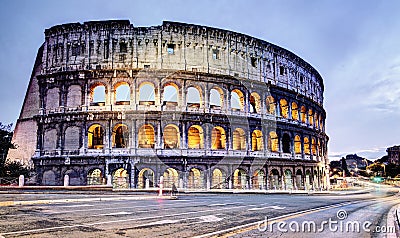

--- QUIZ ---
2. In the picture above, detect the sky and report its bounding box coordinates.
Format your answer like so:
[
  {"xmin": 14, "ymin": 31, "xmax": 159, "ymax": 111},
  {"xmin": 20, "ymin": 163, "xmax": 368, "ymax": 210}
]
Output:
[{"xmin": 1, "ymin": 0, "xmax": 400, "ymax": 161}]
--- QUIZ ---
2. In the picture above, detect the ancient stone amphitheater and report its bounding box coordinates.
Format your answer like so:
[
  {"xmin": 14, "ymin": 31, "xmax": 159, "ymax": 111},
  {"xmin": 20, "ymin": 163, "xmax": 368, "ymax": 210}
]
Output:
[{"xmin": 8, "ymin": 20, "xmax": 329, "ymax": 190}]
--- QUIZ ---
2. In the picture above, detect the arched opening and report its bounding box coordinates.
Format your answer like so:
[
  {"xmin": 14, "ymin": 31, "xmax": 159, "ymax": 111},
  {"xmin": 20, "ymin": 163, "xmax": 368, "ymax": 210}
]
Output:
[
  {"xmin": 231, "ymin": 89, "xmax": 244, "ymax": 111},
  {"xmin": 233, "ymin": 128, "xmax": 246, "ymax": 150},
  {"xmin": 266, "ymin": 96, "xmax": 276, "ymax": 115},
  {"xmin": 163, "ymin": 124, "xmax": 180, "ymax": 149},
  {"xmin": 139, "ymin": 83, "xmax": 155, "ymax": 105},
  {"xmin": 212, "ymin": 168, "xmax": 226, "ymax": 189},
  {"xmin": 188, "ymin": 125, "xmax": 204, "ymax": 149},
  {"xmin": 115, "ymin": 83, "xmax": 130, "ymax": 105},
  {"xmin": 308, "ymin": 109, "xmax": 314, "ymax": 125},
  {"xmin": 163, "ymin": 168, "xmax": 178, "ymax": 188},
  {"xmin": 138, "ymin": 168, "xmax": 154, "ymax": 189},
  {"xmin": 210, "ymin": 88, "xmax": 223, "ymax": 109},
  {"xmin": 88, "ymin": 124, "xmax": 104, "ymax": 149},
  {"xmin": 304, "ymin": 137, "xmax": 310, "ymax": 155},
  {"xmin": 318, "ymin": 139, "xmax": 322, "ymax": 157},
  {"xmin": 211, "ymin": 126, "xmax": 226, "ymax": 150},
  {"xmin": 315, "ymin": 112, "xmax": 319, "ymax": 129},
  {"xmin": 294, "ymin": 135, "xmax": 302, "ymax": 154},
  {"xmin": 188, "ymin": 168, "xmax": 203, "ymax": 189},
  {"xmin": 112, "ymin": 124, "xmax": 129, "ymax": 148},
  {"xmin": 112, "ymin": 168, "xmax": 129, "ymax": 189},
  {"xmin": 305, "ymin": 170, "xmax": 312, "ymax": 190},
  {"xmin": 163, "ymin": 84, "xmax": 178, "ymax": 107},
  {"xmin": 296, "ymin": 169, "xmax": 303, "ymax": 189},
  {"xmin": 291, "ymin": 102, "xmax": 299, "ymax": 120},
  {"xmin": 65, "ymin": 169, "xmax": 81, "ymax": 186},
  {"xmin": 250, "ymin": 92, "xmax": 261, "ymax": 113},
  {"xmin": 187, "ymin": 87, "xmax": 202, "ymax": 108},
  {"xmin": 312, "ymin": 138, "xmax": 317, "ymax": 156},
  {"xmin": 251, "ymin": 130, "xmax": 263, "ymax": 151},
  {"xmin": 138, "ymin": 124, "xmax": 155, "ymax": 148},
  {"xmin": 233, "ymin": 168, "xmax": 247, "ymax": 189},
  {"xmin": 280, "ymin": 99, "xmax": 289, "ymax": 118},
  {"xmin": 91, "ymin": 84, "xmax": 106, "ymax": 106},
  {"xmin": 284, "ymin": 169, "xmax": 293, "ymax": 190},
  {"xmin": 87, "ymin": 169, "xmax": 104, "ymax": 185},
  {"xmin": 270, "ymin": 169, "xmax": 280, "ymax": 189},
  {"xmin": 301, "ymin": 106, "xmax": 307, "ymax": 123},
  {"xmin": 67, "ymin": 85, "xmax": 82, "ymax": 107},
  {"xmin": 268, "ymin": 131, "xmax": 279, "ymax": 152},
  {"xmin": 252, "ymin": 169, "xmax": 265, "ymax": 189},
  {"xmin": 282, "ymin": 133, "xmax": 291, "ymax": 153},
  {"xmin": 42, "ymin": 170, "xmax": 56, "ymax": 185}
]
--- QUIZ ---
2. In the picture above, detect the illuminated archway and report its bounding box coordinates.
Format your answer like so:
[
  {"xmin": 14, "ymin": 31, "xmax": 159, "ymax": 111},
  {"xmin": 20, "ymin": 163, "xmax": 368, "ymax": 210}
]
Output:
[
  {"xmin": 188, "ymin": 168, "xmax": 203, "ymax": 189},
  {"xmin": 112, "ymin": 124, "xmax": 129, "ymax": 148},
  {"xmin": 112, "ymin": 168, "xmax": 129, "ymax": 189},
  {"xmin": 304, "ymin": 137, "xmax": 310, "ymax": 155},
  {"xmin": 311, "ymin": 138, "xmax": 317, "ymax": 156},
  {"xmin": 87, "ymin": 168, "xmax": 103, "ymax": 185},
  {"xmin": 138, "ymin": 124, "xmax": 155, "ymax": 148},
  {"xmin": 163, "ymin": 168, "xmax": 179, "ymax": 188},
  {"xmin": 188, "ymin": 125, "xmax": 204, "ymax": 149},
  {"xmin": 138, "ymin": 168, "xmax": 154, "ymax": 189},
  {"xmin": 233, "ymin": 168, "xmax": 247, "ymax": 189},
  {"xmin": 233, "ymin": 128, "xmax": 246, "ymax": 150},
  {"xmin": 88, "ymin": 124, "xmax": 104, "ymax": 149},
  {"xmin": 280, "ymin": 99, "xmax": 289, "ymax": 118},
  {"xmin": 266, "ymin": 96, "xmax": 276, "ymax": 115},
  {"xmin": 252, "ymin": 169, "xmax": 265, "ymax": 189},
  {"xmin": 212, "ymin": 168, "xmax": 226, "ymax": 189},
  {"xmin": 211, "ymin": 126, "xmax": 226, "ymax": 149},
  {"xmin": 163, "ymin": 124, "xmax": 180, "ymax": 149},
  {"xmin": 294, "ymin": 135, "xmax": 302, "ymax": 154},
  {"xmin": 268, "ymin": 131, "xmax": 279, "ymax": 152},
  {"xmin": 291, "ymin": 102, "xmax": 299, "ymax": 120},
  {"xmin": 308, "ymin": 108, "xmax": 314, "ymax": 125},
  {"xmin": 284, "ymin": 169, "xmax": 293, "ymax": 190},
  {"xmin": 250, "ymin": 92, "xmax": 261, "ymax": 113},
  {"xmin": 301, "ymin": 106, "xmax": 307, "ymax": 123},
  {"xmin": 270, "ymin": 169, "xmax": 280, "ymax": 189},
  {"xmin": 251, "ymin": 130, "xmax": 263, "ymax": 151}
]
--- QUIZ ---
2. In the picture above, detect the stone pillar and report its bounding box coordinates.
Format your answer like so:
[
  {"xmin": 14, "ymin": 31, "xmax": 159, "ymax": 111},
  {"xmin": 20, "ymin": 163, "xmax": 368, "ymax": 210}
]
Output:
[
  {"xmin": 64, "ymin": 174, "xmax": 69, "ymax": 186},
  {"xmin": 18, "ymin": 175, "xmax": 24, "ymax": 187},
  {"xmin": 107, "ymin": 174, "xmax": 112, "ymax": 186}
]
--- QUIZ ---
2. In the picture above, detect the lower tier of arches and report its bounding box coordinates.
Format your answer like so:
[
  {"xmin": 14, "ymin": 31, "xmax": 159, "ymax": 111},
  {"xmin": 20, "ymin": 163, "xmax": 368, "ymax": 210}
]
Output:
[{"xmin": 33, "ymin": 156, "xmax": 329, "ymax": 190}]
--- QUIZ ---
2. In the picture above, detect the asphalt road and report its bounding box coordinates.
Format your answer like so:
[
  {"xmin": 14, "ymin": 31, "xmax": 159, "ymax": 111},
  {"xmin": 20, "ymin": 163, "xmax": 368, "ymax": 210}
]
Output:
[{"xmin": 0, "ymin": 185, "xmax": 399, "ymax": 238}]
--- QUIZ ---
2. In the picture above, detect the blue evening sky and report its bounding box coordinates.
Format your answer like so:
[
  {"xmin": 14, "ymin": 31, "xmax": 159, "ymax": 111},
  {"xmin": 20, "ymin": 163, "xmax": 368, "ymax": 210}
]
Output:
[{"xmin": 1, "ymin": 0, "xmax": 400, "ymax": 161}]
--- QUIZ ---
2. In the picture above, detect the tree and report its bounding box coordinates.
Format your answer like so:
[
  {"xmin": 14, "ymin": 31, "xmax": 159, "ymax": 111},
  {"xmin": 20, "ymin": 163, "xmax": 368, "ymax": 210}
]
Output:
[{"xmin": 0, "ymin": 123, "xmax": 31, "ymax": 178}]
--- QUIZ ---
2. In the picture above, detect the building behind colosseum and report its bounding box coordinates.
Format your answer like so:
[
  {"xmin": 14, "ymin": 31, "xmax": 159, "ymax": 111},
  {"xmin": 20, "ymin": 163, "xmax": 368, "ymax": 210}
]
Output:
[{"xmin": 8, "ymin": 20, "xmax": 329, "ymax": 190}]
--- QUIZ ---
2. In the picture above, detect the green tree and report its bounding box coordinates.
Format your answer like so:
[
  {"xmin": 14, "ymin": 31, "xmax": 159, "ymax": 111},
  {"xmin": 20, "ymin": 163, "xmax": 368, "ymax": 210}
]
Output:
[{"xmin": 0, "ymin": 123, "xmax": 14, "ymax": 177}]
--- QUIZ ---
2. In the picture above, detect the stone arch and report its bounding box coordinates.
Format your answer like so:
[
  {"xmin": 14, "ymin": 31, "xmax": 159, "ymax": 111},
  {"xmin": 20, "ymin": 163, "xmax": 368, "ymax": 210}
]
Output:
[
  {"xmin": 295, "ymin": 169, "xmax": 303, "ymax": 189},
  {"xmin": 308, "ymin": 108, "xmax": 314, "ymax": 125},
  {"xmin": 294, "ymin": 134, "xmax": 302, "ymax": 154},
  {"xmin": 250, "ymin": 92, "xmax": 261, "ymax": 113},
  {"xmin": 291, "ymin": 102, "xmax": 299, "ymax": 120},
  {"xmin": 268, "ymin": 131, "xmax": 279, "ymax": 152},
  {"xmin": 270, "ymin": 169, "xmax": 280, "ymax": 189},
  {"xmin": 233, "ymin": 128, "xmax": 246, "ymax": 150},
  {"xmin": 282, "ymin": 133, "xmax": 291, "ymax": 153},
  {"xmin": 284, "ymin": 169, "xmax": 293, "ymax": 190},
  {"xmin": 64, "ymin": 126, "xmax": 80, "ymax": 151},
  {"xmin": 138, "ymin": 168, "xmax": 155, "ymax": 189},
  {"xmin": 280, "ymin": 98, "xmax": 289, "ymax": 118},
  {"xmin": 90, "ymin": 83, "xmax": 106, "ymax": 106},
  {"xmin": 87, "ymin": 168, "xmax": 104, "ymax": 185},
  {"xmin": 46, "ymin": 87, "xmax": 60, "ymax": 110},
  {"xmin": 65, "ymin": 169, "xmax": 81, "ymax": 186},
  {"xmin": 162, "ymin": 82, "xmax": 179, "ymax": 106},
  {"xmin": 210, "ymin": 87, "xmax": 224, "ymax": 109},
  {"xmin": 163, "ymin": 124, "xmax": 180, "ymax": 149},
  {"xmin": 188, "ymin": 125, "xmax": 204, "ymax": 149},
  {"xmin": 231, "ymin": 89, "xmax": 244, "ymax": 111},
  {"xmin": 233, "ymin": 168, "xmax": 247, "ymax": 189},
  {"xmin": 138, "ymin": 124, "xmax": 155, "ymax": 148},
  {"xmin": 67, "ymin": 84, "xmax": 82, "ymax": 107},
  {"xmin": 300, "ymin": 106, "xmax": 307, "ymax": 123},
  {"xmin": 163, "ymin": 168, "xmax": 179, "ymax": 188},
  {"xmin": 138, "ymin": 82, "xmax": 155, "ymax": 104},
  {"xmin": 42, "ymin": 170, "xmax": 56, "ymax": 185},
  {"xmin": 112, "ymin": 123, "xmax": 129, "ymax": 148},
  {"xmin": 186, "ymin": 86, "xmax": 203, "ymax": 108},
  {"xmin": 112, "ymin": 168, "xmax": 129, "ymax": 189},
  {"xmin": 251, "ymin": 130, "xmax": 263, "ymax": 151},
  {"xmin": 43, "ymin": 128, "xmax": 57, "ymax": 151},
  {"xmin": 252, "ymin": 169, "xmax": 265, "ymax": 189},
  {"xmin": 212, "ymin": 168, "xmax": 226, "ymax": 189},
  {"xmin": 266, "ymin": 95, "xmax": 276, "ymax": 115},
  {"xmin": 88, "ymin": 124, "xmax": 104, "ymax": 149},
  {"xmin": 304, "ymin": 136, "xmax": 310, "ymax": 155},
  {"xmin": 188, "ymin": 168, "xmax": 204, "ymax": 189},
  {"xmin": 114, "ymin": 82, "xmax": 130, "ymax": 105},
  {"xmin": 211, "ymin": 126, "xmax": 226, "ymax": 150},
  {"xmin": 311, "ymin": 137, "xmax": 317, "ymax": 156}
]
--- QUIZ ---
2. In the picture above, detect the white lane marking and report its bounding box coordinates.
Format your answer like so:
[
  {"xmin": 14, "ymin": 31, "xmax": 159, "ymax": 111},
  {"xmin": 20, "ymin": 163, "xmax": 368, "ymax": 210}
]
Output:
[
  {"xmin": 248, "ymin": 205, "xmax": 286, "ymax": 211},
  {"xmin": 198, "ymin": 215, "xmax": 223, "ymax": 223},
  {"xmin": 0, "ymin": 204, "xmax": 250, "ymax": 236},
  {"xmin": 58, "ymin": 204, "xmax": 94, "ymax": 208},
  {"xmin": 208, "ymin": 203, "xmax": 227, "ymax": 206},
  {"xmin": 145, "ymin": 219, "xmax": 181, "ymax": 226},
  {"xmin": 94, "ymin": 211, "xmax": 131, "ymax": 216}
]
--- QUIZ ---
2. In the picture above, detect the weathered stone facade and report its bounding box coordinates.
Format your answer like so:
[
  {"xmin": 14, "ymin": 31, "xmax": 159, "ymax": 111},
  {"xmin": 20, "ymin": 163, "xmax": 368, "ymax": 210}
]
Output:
[{"xmin": 8, "ymin": 20, "xmax": 329, "ymax": 190}]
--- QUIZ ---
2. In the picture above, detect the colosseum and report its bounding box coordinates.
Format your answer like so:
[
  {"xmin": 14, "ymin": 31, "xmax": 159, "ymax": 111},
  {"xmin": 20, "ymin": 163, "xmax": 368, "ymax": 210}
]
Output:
[{"xmin": 8, "ymin": 20, "xmax": 329, "ymax": 190}]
